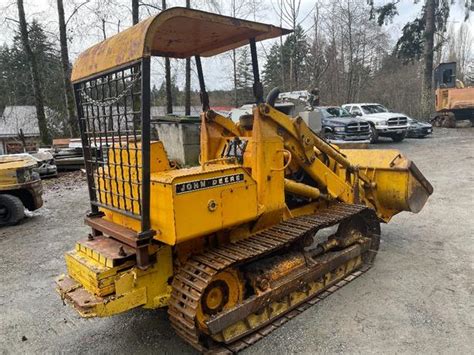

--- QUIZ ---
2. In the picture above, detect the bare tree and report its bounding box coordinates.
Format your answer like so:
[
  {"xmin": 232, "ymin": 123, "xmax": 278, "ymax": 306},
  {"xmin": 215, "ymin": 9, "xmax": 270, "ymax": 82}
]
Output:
[
  {"xmin": 231, "ymin": 1, "xmax": 239, "ymax": 106},
  {"xmin": 279, "ymin": 0, "xmax": 285, "ymax": 90},
  {"xmin": 273, "ymin": 0, "xmax": 321, "ymax": 91},
  {"xmin": 369, "ymin": 0, "xmax": 473, "ymax": 119},
  {"xmin": 184, "ymin": 0, "xmax": 191, "ymax": 115},
  {"xmin": 161, "ymin": 0, "xmax": 172, "ymax": 114},
  {"xmin": 82, "ymin": 0, "xmax": 125, "ymax": 40},
  {"xmin": 322, "ymin": 0, "xmax": 387, "ymax": 103},
  {"xmin": 307, "ymin": 2, "xmax": 328, "ymax": 91},
  {"xmin": 132, "ymin": 0, "xmax": 139, "ymax": 24},
  {"xmin": 57, "ymin": 0, "xmax": 78, "ymax": 137},
  {"xmin": 420, "ymin": 0, "xmax": 435, "ymax": 120},
  {"xmin": 277, "ymin": 0, "xmax": 301, "ymax": 90},
  {"xmin": 444, "ymin": 24, "xmax": 473, "ymax": 83},
  {"xmin": 16, "ymin": 0, "xmax": 51, "ymax": 145},
  {"xmin": 207, "ymin": 0, "xmax": 263, "ymax": 106}
]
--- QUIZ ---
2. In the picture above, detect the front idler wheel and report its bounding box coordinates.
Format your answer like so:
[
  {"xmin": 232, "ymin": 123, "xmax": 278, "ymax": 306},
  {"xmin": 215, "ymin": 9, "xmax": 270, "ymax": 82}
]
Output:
[{"xmin": 196, "ymin": 268, "xmax": 244, "ymax": 333}]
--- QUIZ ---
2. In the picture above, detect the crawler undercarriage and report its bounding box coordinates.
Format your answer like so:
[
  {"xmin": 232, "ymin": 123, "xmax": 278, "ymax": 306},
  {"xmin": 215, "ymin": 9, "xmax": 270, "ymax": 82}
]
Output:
[{"xmin": 169, "ymin": 204, "xmax": 379, "ymax": 352}]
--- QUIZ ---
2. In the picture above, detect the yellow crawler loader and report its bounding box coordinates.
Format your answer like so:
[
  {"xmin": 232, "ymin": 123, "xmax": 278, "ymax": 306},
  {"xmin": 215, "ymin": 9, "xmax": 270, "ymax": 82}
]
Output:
[{"xmin": 56, "ymin": 8, "xmax": 433, "ymax": 353}]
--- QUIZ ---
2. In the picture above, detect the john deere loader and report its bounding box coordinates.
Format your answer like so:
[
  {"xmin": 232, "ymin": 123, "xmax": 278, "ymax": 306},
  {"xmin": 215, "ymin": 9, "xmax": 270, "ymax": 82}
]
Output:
[{"xmin": 56, "ymin": 8, "xmax": 433, "ymax": 353}]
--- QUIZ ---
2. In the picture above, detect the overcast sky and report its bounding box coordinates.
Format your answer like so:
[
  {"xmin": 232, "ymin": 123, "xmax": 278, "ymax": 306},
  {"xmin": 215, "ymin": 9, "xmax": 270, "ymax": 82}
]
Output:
[{"xmin": 0, "ymin": 0, "xmax": 472, "ymax": 91}]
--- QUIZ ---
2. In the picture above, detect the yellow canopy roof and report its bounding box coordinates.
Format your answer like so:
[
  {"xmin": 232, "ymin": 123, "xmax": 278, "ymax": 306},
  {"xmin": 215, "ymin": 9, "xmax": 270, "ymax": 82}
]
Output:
[{"xmin": 71, "ymin": 7, "xmax": 291, "ymax": 83}]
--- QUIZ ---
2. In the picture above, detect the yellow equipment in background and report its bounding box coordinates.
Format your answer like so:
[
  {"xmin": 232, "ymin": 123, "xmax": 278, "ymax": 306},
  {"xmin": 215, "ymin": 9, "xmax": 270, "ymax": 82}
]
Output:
[
  {"xmin": 56, "ymin": 8, "xmax": 433, "ymax": 352},
  {"xmin": 433, "ymin": 62, "xmax": 474, "ymax": 127},
  {"xmin": 0, "ymin": 155, "xmax": 43, "ymax": 226}
]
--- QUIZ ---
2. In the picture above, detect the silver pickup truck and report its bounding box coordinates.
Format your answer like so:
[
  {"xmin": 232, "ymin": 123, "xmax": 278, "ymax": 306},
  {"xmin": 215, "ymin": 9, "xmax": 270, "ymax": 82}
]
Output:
[{"xmin": 342, "ymin": 103, "xmax": 409, "ymax": 143}]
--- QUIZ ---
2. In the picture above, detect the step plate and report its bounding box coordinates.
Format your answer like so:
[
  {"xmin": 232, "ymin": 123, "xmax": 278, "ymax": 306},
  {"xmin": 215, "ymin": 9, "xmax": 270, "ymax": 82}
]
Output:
[
  {"xmin": 56, "ymin": 275, "xmax": 105, "ymax": 317},
  {"xmin": 76, "ymin": 235, "xmax": 136, "ymax": 267}
]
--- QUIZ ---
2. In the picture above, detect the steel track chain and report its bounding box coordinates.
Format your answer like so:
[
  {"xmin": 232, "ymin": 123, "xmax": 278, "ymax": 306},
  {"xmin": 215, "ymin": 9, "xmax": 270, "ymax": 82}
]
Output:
[
  {"xmin": 168, "ymin": 203, "xmax": 379, "ymax": 353},
  {"xmin": 213, "ymin": 263, "xmax": 372, "ymax": 354}
]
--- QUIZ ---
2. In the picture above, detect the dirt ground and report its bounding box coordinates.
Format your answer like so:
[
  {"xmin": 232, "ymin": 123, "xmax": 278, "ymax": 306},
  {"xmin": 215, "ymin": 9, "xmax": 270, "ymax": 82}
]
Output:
[{"xmin": 0, "ymin": 128, "xmax": 473, "ymax": 354}]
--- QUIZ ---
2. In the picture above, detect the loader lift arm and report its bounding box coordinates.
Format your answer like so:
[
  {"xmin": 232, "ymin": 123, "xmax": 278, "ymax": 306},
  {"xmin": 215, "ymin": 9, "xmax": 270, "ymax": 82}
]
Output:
[
  {"xmin": 202, "ymin": 100, "xmax": 432, "ymax": 222},
  {"xmin": 198, "ymin": 36, "xmax": 433, "ymax": 222}
]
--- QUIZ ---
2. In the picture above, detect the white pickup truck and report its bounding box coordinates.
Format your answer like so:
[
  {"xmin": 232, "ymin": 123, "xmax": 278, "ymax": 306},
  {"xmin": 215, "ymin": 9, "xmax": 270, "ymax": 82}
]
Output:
[{"xmin": 342, "ymin": 103, "xmax": 409, "ymax": 143}]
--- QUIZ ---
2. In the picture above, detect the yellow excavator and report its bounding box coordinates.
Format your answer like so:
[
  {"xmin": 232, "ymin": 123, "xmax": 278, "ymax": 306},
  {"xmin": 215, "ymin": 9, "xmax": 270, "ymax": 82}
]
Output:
[
  {"xmin": 432, "ymin": 62, "xmax": 474, "ymax": 127},
  {"xmin": 56, "ymin": 8, "xmax": 433, "ymax": 353}
]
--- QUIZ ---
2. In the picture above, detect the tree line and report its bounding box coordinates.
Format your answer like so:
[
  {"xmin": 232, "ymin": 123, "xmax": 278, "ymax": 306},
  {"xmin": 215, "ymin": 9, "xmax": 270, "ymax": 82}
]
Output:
[{"xmin": 0, "ymin": 0, "xmax": 472, "ymax": 145}]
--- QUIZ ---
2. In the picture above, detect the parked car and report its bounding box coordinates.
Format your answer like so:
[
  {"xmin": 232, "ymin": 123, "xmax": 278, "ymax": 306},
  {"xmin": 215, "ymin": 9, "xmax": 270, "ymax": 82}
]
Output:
[
  {"xmin": 318, "ymin": 106, "xmax": 371, "ymax": 144},
  {"xmin": 342, "ymin": 103, "xmax": 409, "ymax": 143},
  {"xmin": 407, "ymin": 118, "xmax": 433, "ymax": 138}
]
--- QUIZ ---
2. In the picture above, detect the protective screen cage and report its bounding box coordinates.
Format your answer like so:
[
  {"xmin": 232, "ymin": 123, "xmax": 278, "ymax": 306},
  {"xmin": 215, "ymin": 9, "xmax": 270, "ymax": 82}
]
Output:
[{"xmin": 74, "ymin": 58, "xmax": 152, "ymax": 234}]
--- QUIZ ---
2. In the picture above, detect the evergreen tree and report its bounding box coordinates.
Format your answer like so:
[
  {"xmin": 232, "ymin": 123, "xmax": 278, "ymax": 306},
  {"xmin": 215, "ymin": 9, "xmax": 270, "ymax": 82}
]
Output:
[
  {"xmin": 283, "ymin": 25, "xmax": 309, "ymax": 90},
  {"xmin": 0, "ymin": 20, "xmax": 66, "ymax": 135},
  {"xmin": 16, "ymin": 0, "xmax": 50, "ymax": 145},
  {"xmin": 371, "ymin": 0, "xmax": 473, "ymax": 119},
  {"xmin": 27, "ymin": 21, "xmax": 65, "ymax": 119},
  {"xmin": 235, "ymin": 47, "xmax": 254, "ymax": 105},
  {"xmin": 153, "ymin": 76, "xmax": 181, "ymax": 108},
  {"xmin": 263, "ymin": 25, "xmax": 309, "ymax": 92},
  {"xmin": 263, "ymin": 43, "xmax": 283, "ymax": 90},
  {"xmin": 151, "ymin": 84, "xmax": 160, "ymax": 106}
]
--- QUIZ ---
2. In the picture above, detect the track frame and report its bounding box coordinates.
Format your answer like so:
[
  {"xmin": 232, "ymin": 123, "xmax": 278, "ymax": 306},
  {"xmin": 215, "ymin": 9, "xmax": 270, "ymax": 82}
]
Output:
[{"xmin": 168, "ymin": 203, "xmax": 380, "ymax": 353}]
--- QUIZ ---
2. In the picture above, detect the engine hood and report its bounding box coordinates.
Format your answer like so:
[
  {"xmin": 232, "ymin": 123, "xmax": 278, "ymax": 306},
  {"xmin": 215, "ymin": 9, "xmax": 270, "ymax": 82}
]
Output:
[
  {"xmin": 364, "ymin": 112, "xmax": 407, "ymax": 121},
  {"xmin": 0, "ymin": 154, "xmax": 37, "ymax": 170},
  {"xmin": 323, "ymin": 117, "xmax": 366, "ymax": 126}
]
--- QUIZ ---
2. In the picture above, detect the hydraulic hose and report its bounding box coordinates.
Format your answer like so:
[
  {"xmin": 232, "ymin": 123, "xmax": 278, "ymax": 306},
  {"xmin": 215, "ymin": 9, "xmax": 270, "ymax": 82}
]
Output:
[{"xmin": 265, "ymin": 87, "xmax": 280, "ymax": 107}]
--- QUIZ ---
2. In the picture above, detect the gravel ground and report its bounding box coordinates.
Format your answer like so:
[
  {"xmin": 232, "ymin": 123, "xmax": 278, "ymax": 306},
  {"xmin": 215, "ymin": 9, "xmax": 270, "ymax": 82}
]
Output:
[{"xmin": 0, "ymin": 128, "xmax": 473, "ymax": 354}]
